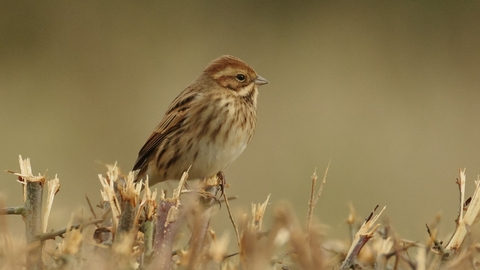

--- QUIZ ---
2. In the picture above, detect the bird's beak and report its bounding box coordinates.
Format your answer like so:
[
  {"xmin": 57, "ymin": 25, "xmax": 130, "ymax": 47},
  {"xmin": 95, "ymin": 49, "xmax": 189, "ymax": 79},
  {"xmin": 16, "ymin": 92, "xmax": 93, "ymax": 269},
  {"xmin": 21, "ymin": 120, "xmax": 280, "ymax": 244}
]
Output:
[{"xmin": 254, "ymin": 75, "xmax": 269, "ymax": 86}]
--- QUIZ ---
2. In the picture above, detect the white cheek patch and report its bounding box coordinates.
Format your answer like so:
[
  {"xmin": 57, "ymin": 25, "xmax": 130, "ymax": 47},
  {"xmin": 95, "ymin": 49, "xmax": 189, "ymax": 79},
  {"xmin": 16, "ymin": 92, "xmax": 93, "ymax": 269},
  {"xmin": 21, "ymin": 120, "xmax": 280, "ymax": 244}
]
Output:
[{"xmin": 236, "ymin": 83, "xmax": 255, "ymax": 96}]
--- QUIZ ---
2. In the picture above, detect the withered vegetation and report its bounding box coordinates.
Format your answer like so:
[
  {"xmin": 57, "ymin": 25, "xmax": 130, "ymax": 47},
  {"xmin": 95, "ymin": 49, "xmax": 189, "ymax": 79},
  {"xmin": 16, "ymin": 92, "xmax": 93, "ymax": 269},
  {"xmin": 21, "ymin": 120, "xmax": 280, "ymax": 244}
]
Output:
[{"xmin": 1, "ymin": 156, "xmax": 480, "ymax": 269}]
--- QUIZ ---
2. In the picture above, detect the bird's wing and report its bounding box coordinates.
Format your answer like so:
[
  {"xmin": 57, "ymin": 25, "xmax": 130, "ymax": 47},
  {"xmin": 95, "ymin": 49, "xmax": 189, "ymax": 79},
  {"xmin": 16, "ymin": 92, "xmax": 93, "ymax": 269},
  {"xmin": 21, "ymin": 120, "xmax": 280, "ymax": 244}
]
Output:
[{"xmin": 132, "ymin": 91, "xmax": 199, "ymax": 171}]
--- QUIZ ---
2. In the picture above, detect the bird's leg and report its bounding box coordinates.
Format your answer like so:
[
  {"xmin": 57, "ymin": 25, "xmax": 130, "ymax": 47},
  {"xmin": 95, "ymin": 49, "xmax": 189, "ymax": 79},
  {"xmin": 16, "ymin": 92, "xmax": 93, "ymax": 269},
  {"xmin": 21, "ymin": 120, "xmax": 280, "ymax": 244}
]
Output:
[{"xmin": 216, "ymin": 171, "xmax": 226, "ymax": 198}]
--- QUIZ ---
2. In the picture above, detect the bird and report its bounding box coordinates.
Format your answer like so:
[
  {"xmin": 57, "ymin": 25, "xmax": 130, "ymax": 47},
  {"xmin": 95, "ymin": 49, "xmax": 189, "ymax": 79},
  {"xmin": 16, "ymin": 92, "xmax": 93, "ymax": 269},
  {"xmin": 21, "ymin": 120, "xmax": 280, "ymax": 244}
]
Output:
[{"xmin": 132, "ymin": 55, "xmax": 268, "ymax": 186}]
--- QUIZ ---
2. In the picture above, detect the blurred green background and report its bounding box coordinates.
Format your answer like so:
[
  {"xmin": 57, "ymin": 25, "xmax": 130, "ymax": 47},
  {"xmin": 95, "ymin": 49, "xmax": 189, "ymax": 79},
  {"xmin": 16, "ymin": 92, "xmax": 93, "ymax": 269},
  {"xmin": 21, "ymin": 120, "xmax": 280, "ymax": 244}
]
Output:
[{"xmin": 2, "ymin": 1, "xmax": 480, "ymax": 244}]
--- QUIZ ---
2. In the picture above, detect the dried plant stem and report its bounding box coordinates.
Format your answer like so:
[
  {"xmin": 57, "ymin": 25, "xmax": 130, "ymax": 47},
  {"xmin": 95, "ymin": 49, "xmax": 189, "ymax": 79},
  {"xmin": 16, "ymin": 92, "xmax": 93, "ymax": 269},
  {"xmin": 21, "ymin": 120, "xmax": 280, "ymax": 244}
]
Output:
[
  {"xmin": 188, "ymin": 206, "xmax": 214, "ymax": 270},
  {"xmin": 25, "ymin": 178, "xmax": 44, "ymax": 270},
  {"xmin": 239, "ymin": 195, "xmax": 272, "ymax": 269},
  {"xmin": 143, "ymin": 219, "xmax": 155, "ymax": 259},
  {"xmin": 153, "ymin": 199, "xmax": 182, "ymax": 270},
  {"xmin": 416, "ymin": 244, "xmax": 426, "ymax": 270},
  {"xmin": 222, "ymin": 187, "xmax": 240, "ymax": 248},
  {"xmin": 307, "ymin": 169, "xmax": 317, "ymax": 233},
  {"xmin": 0, "ymin": 206, "xmax": 26, "ymax": 215},
  {"xmin": 38, "ymin": 218, "xmax": 103, "ymax": 241},
  {"xmin": 43, "ymin": 176, "xmax": 60, "ymax": 233},
  {"xmin": 340, "ymin": 205, "xmax": 386, "ymax": 270},
  {"xmin": 188, "ymin": 180, "xmax": 219, "ymax": 270},
  {"xmin": 307, "ymin": 161, "xmax": 330, "ymax": 234},
  {"xmin": 342, "ymin": 233, "xmax": 373, "ymax": 268},
  {"xmin": 116, "ymin": 202, "xmax": 135, "ymax": 236},
  {"xmin": 7, "ymin": 156, "xmax": 48, "ymax": 270},
  {"xmin": 5, "ymin": 156, "xmax": 53, "ymax": 269},
  {"xmin": 316, "ymin": 161, "xmax": 330, "ymax": 203},
  {"xmin": 456, "ymin": 168, "xmax": 466, "ymax": 223},
  {"xmin": 152, "ymin": 170, "xmax": 188, "ymax": 269},
  {"xmin": 85, "ymin": 195, "xmax": 98, "ymax": 220},
  {"xmin": 141, "ymin": 180, "xmax": 158, "ymax": 265},
  {"xmin": 444, "ymin": 168, "xmax": 480, "ymax": 259},
  {"xmin": 117, "ymin": 171, "xmax": 142, "ymax": 238}
]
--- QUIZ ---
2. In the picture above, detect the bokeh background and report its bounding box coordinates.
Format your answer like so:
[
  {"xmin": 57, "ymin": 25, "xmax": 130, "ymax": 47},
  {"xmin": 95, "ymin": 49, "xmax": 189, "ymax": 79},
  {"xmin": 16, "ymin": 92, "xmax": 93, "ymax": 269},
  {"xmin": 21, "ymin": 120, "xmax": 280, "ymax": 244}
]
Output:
[{"xmin": 2, "ymin": 1, "xmax": 480, "ymax": 244}]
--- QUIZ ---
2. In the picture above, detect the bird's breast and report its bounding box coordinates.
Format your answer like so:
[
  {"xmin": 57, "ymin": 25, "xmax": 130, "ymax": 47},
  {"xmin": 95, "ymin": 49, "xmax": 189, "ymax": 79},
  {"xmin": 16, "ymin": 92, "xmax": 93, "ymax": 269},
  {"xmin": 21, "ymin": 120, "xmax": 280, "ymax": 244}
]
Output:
[{"xmin": 186, "ymin": 97, "xmax": 256, "ymax": 179}]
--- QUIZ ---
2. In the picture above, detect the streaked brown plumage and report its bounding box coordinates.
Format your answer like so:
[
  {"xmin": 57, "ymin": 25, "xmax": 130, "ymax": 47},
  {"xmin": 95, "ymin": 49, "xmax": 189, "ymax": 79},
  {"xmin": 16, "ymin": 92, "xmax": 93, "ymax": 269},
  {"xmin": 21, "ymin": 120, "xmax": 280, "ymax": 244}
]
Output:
[{"xmin": 133, "ymin": 55, "xmax": 268, "ymax": 185}]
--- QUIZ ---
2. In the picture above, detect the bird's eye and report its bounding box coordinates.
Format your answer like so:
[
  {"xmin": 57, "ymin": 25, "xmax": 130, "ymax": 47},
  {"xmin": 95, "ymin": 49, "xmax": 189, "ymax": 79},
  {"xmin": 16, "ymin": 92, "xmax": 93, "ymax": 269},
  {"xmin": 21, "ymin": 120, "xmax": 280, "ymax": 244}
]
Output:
[{"xmin": 235, "ymin": 74, "xmax": 246, "ymax": 82}]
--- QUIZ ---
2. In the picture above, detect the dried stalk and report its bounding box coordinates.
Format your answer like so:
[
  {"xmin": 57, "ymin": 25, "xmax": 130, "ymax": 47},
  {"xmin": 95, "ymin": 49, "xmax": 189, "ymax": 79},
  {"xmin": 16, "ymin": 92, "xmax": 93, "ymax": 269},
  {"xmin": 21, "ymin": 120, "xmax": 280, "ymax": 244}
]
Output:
[
  {"xmin": 443, "ymin": 169, "xmax": 480, "ymax": 259},
  {"xmin": 8, "ymin": 156, "xmax": 46, "ymax": 270},
  {"xmin": 187, "ymin": 174, "xmax": 221, "ymax": 270},
  {"xmin": 307, "ymin": 161, "xmax": 330, "ymax": 238},
  {"xmin": 152, "ymin": 169, "xmax": 188, "ymax": 270},
  {"xmin": 340, "ymin": 205, "xmax": 386, "ymax": 269}
]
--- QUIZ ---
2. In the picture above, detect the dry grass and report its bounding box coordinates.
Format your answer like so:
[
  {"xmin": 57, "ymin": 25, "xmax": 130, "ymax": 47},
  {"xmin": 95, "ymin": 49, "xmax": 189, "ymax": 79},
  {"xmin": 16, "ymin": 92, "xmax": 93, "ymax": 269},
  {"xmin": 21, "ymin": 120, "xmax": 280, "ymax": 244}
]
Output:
[{"xmin": 1, "ymin": 157, "xmax": 480, "ymax": 269}]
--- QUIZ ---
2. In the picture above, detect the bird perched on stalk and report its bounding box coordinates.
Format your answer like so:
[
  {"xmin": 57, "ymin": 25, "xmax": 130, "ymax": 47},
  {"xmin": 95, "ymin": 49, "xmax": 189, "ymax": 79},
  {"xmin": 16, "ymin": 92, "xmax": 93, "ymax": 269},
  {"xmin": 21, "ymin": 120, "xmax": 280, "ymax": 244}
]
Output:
[{"xmin": 132, "ymin": 55, "xmax": 268, "ymax": 186}]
